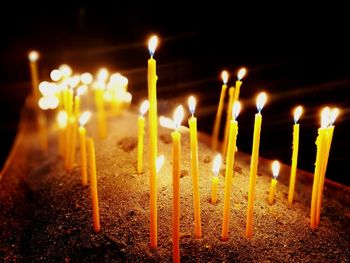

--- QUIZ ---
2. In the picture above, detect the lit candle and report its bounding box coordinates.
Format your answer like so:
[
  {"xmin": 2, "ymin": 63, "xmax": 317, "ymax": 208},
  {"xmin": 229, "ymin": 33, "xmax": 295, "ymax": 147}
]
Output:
[
  {"xmin": 67, "ymin": 116, "xmax": 78, "ymax": 171},
  {"xmin": 212, "ymin": 71, "xmax": 229, "ymax": 151},
  {"xmin": 211, "ymin": 154, "xmax": 222, "ymax": 205},
  {"xmin": 147, "ymin": 35, "xmax": 159, "ymax": 248},
  {"xmin": 74, "ymin": 85, "xmax": 88, "ymax": 118},
  {"xmin": 316, "ymin": 108, "xmax": 339, "ymax": 227},
  {"xmin": 221, "ymin": 101, "xmax": 241, "ymax": 241},
  {"xmin": 233, "ymin": 67, "xmax": 247, "ymax": 103},
  {"xmin": 268, "ymin": 160, "xmax": 280, "ymax": 205},
  {"xmin": 188, "ymin": 96, "xmax": 202, "ymax": 238},
  {"xmin": 28, "ymin": 51, "xmax": 40, "ymax": 104},
  {"xmin": 288, "ymin": 106, "xmax": 303, "ymax": 205},
  {"xmin": 246, "ymin": 92, "xmax": 267, "ymax": 238},
  {"xmin": 137, "ymin": 100, "xmax": 149, "ymax": 174},
  {"xmin": 310, "ymin": 107, "xmax": 329, "ymax": 230},
  {"xmin": 79, "ymin": 112, "xmax": 91, "ymax": 186},
  {"xmin": 221, "ymin": 87, "xmax": 235, "ymax": 156},
  {"xmin": 57, "ymin": 110, "xmax": 68, "ymax": 157},
  {"xmin": 95, "ymin": 69, "xmax": 108, "ymax": 139}
]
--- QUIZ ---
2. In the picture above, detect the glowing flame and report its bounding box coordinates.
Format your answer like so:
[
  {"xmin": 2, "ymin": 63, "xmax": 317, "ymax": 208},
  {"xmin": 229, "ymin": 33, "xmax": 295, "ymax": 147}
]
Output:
[
  {"xmin": 39, "ymin": 81, "xmax": 57, "ymax": 96},
  {"xmin": 156, "ymin": 155, "xmax": 165, "ymax": 173},
  {"xmin": 321, "ymin": 107, "xmax": 330, "ymax": 128},
  {"xmin": 159, "ymin": 116, "xmax": 175, "ymax": 129},
  {"xmin": 221, "ymin": 70, "xmax": 229, "ymax": 84},
  {"xmin": 121, "ymin": 92, "xmax": 132, "ymax": 103},
  {"xmin": 79, "ymin": 111, "xmax": 91, "ymax": 126},
  {"xmin": 256, "ymin": 92, "xmax": 267, "ymax": 112},
  {"xmin": 148, "ymin": 35, "xmax": 158, "ymax": 57},
  {"xmin": 38, "ymin": 96, "xmax": 59, "ymax": 110},
  {"xmin": 57, "ymin": 111, "xmax": 68, "ymax": 129},
  {"xmin": 232, "ymin": 101, "xmax": 241, "ymax": 120},
  {"xmin": 68, "ymin": 75, "xmax": 80, "ymax": 88},
  {"xmin": 59, "ymin": 64, "xmax": 72, "ymax": 78},
  {"xmin": 188, "ymin": 96, "xmax": 196, "ymax": 115},
  {"xmin": 50, "ymin": 69, "xmax": 62, "ymax": 82},
  {"xmin": 237, "ymin": 67, "xmax": 247, "ymax": 80},
  {"xmin": 173, "ymin": 105, "xmax": 184, "ymax": 129},
  {"xmin": 110, "ymin": 73, "xmax": 128, "ymax": 86},
  {"xmin": 272, "ymin": 160, "xmax": 280, "ymax": 179},
  {"xmin": 77, "ymin": 85, "xmax": 88, "ymax": 96},
  {"xmin": 28, "ymin": 51, "xmax": 39, "ymax": 62},
  {"xmin": 330, "ymin": 108, "xmax": 339, "ymax": 125},
  {"xmin": 97, "ymin": 68, "xmax": 109, "ymax": 82},
  {"xmin": 81, "ymin": 72, "xmax": 93, "ymax": 85},
  {"xmin": 212, "ymin": 154, "xmax": 222, "ymax": 176},
  {"xmin": 293, "ymin": 106, "xmax": 303, "ymax": 124},
  {"xmin": 140, "ymin": 100, "xmax": 150, "ymax": 116}
]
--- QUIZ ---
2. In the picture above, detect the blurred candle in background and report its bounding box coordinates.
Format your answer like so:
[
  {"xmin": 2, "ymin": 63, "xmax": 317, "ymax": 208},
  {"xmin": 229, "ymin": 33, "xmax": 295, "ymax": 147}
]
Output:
[
  {"xmin": 268, "ymin": 160, "xmax": 280, "ymax": 205},
  {"xmin": 211, "ymin": 154, "xmax": 222, "ymax": 205}
]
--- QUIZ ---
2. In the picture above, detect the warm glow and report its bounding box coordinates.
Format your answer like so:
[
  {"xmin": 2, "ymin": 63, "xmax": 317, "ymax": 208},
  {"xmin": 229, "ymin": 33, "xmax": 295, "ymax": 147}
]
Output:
[
  {"xmin": 77, "ymin": 85, "xmax": 88, "ymax": 96},
  {"xmin": 28, "ymin": 51, "xmax": 39, "ymax": 62},
  {"xmin": 212, "ymin": 154, "xmax": 222, "ymax": 176},
  {"xmin": 38, "ymin": 96, "xmax": 59, "ymax": 110},
  {"xmin": 140, "ymin": 100, "xmax": 150, "ymax": 116},
  {"xmin": 237, "ymin": 67, "xmax": 247, "ymax": 80},
  {"xmin": 57, "ymin": 111, "xmax": 68, "ymax": 129},
  {"xmin": 156, "ymin": 155, "xmax": 165, "ymax": 173},
  {"xmin": 272, "ymin": 160, "xmax": 280, "ymax": 179},
  {"xmin": 232, "ymin": 101, "xmax": 241, "ymax": 120},
  {"xmin": 121, "ymin": 92, "xmax": 132, "ymax": 103},
  {"xmin": 188, "ymin": 96, "xmax": 196, "ymax": 115},
  {"xmin": 68, "ymin": 75, "xmax": 80, "ymax": 88},
  {"xmin": 110, "ymin": 73, "xmax": 128, "ymax": 86},
  {"xmin": 293, "ymin": 106, "xmax": 303, "ymax": 124},
  {"xmin": 50, "ymin": 69, "xmax": 62, "ymax": 82},
  {"xmin": 148, "ymin": 35, "xmax": 158, "ymax": 57},
  {"xmin": 97, "ymin": 68, "xmax": 109, "ymax": 82},
  {"xmin": 321, "ymin": 107, "xmax": 330, "ymax": 128},
  {"xmin": 221, "ymin": 70, "xmax": 229, "ymax": 84},
  {"xmin": 330, "ymin": 108, "xmax": 339, "ymax": 125},
  {"xmin": 256, "ymin": 92, "xmax": 267, "ymax": 112},
  {"xmin": 59, "ymin": 64, "xmax": 72, "ymax": 78},
  {"xmin": 173, "ymin": 105, "xmax": 184, "ymax": 129},
  {"xmin": 81, "ymin": 72, "xmax": 93, "ymax": 85},
  {"xmin": 39, "ymin": 81, "xmax": 57, "ymax": 96},
  {"xmin": 159, "ymin": 116, "xmax": 175, "ymax": 129},
  {"xmin": 79, "ymin": 111, "xmax": 91, "ymax": 127}
]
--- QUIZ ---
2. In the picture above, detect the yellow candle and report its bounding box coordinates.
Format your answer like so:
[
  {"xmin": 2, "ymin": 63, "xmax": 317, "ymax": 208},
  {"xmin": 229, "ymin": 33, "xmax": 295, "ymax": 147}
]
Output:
[
  {"xmin": 147, "ymin": 35, "xmax": 159, "ymax": 248},
  {"xmin": 221, "ymin": 102, "xmax": 240, "ymax": 241},
  {"xmin": 246, "ymin": 92, "xmax": 267, "ymax": 238},
  {"xmin": 233, "ymin": 67, "xmax": 247, "ymax": 103},
  {"xmin": 310, "ymin": 107, "xmax": 329, "ymax": 230},
  {"xmin": 57, "ymin": 111, "xmax": 68, "ymax": 157},
  {"xmin": 87, "ymin": 137, "xmax": 100, "ymax": 233},
  {"xmin": 137, "ymin": 100, "xmax": 149, "ymax": 174},
  {"xmin": 221, "ymin": 87, "xmax": 235, "ymax": 156},
  {"xmin": 268, "ymin": 161, "xmax": 280, "ymax": 205},
  {"xmin": 171, "ymin": 105, "xmax": 183, "ymax": 263},
  {"xmin": 68, "ymin": 116, "xmax": 78, "ymax": 171},
  {"xmin": 74, "ymin": 95, "xmax": 80, "ymax": 117},
  {"xmin": 79, "ymin": 112, "xmax": 91, "ymax": 186},
  {"xmin": 188, "ymin": 96, "xmax": 202, "ymax": 238},
  {"xmin": 288, "ymin": 106, "xmax": 303, "ymax": 205},
  {"xmin": 211, "ymin": 154, "xmax": 222, "ymax": 205},
  {"xmin": 28, "ymin": 51, "xmax": 40, "ymax": 104},
  {"xmin": 212, "ymin": 71, "xmax": 229, "ymax": 151}
]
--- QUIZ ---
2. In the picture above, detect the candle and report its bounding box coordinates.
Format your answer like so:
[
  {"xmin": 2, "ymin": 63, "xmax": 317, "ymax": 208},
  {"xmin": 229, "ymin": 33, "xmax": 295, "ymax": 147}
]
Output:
[
  {"xmin": 28, "ymin": 51, "xmax": 40, "ymax": 104},
  {"xmin": 316, "ymin": 108, "xmax": 339, "ymax": 226},
  {"xmin": 171, "ymin": 105, "xmax": 184, "ymax": 263},
  {"xmin": 74, "ymin": 85, "xmax": 88, "ymax": 118},
  {"xmin": 246, "ymin": 92, "xmax": 267, "ymax": 238},
  {"xmin": 147, "ymin": 35, "xmax": 159, "ymax": 248},
  {"xmin": 137, "ymin": 100, "xmax": 149, "ymax": 174},
  {"xmin": 95, "ymin": 69, "xmax": 108, "ymax": 139},
  {"xmin": 67, "ymin": 116, "xmax": 78, "ymax": 171},
  {"xmin": 221, "ymin": 87, "xmax": 235, "ymax": 156},
  {"xmin": 233, "ymin": 67, "xmax": 247, "ymax": 103},
  {"xmin": 211, "ymin": 154, "xmax": 222, "ymax": 204},
  {"xmin": 221, "ymin": 101, "xmax": 241, "ymax": 241},
  {"xmin": 310, "ymin": 107, "xmax": 329, "ymax": 230},
  {"xmin": 268, "ymin": 160, "xmax": 280, "ymax": 205},
  {"xmin": 79, "ymin": 112, "xmax": 91, "ymax": 186},
  {"xmin": 288, "ymin": 106, "xmax": 303, "ymax": 205},
  {"xmin": 57, "ymin": 110, "xmax": 68, "ymax": 157},
  {"xmin": 87, "ymin": 137, "xmax": 100, "ymax": 233},
  {"xmin": 188, "ymin": 96, "xmax": 202, "ymax": 238},
  {"xmin": 212, "ymin": 71, "xmax": 229, "ymax": 151}
]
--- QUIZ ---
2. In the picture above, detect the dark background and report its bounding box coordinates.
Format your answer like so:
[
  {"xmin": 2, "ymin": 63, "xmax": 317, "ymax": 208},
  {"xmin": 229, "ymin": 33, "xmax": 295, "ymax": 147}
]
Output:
[{"xmin": 0, "ymin": 3, "xmax": 349, "ymax": 185}]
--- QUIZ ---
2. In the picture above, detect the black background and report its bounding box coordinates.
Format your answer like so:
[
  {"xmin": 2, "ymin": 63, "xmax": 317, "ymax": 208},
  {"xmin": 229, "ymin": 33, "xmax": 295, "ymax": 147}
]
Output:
[{"xmin": 0, "ymin": 3, "xmax": 349, "ymax": 185}]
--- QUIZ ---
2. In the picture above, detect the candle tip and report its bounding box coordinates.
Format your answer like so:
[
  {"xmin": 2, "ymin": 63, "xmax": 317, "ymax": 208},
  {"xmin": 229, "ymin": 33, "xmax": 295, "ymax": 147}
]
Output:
[
  {"xmin": 256, "ymin": 92, "xmax": 267, "ymax": 112},
  {"xmin": 221, "ymin": 70, "xmax": 229, "ymax": 84},
  {"xmin": 321, "ymin": 107, "xmax": 330, "ymax": 128},
  {"xmin": 330, "ymin": 108, "xmax": 339, "ymax": 125},
  {"xmin": 57, "ymin": 110, "xmax": 68, "ymax": 129},
  {"xmin": 79, "ymin": 111, "xmax": 91, "ymax": 127},
  {"xmin": 50, "ymin": 69, "xmax": 62, "ymax": 82},
  {"xmin": 232, "ymin": 101, "xmax": 241, "ymax": 120},
  {"xmin": 59, "ymin": 64, "xmax": 72, "ymax": 78},
  {"xmin": 293, "ymin": 106, "xmax": 303, "ymax": 124},
  {"xmin": 77, "ymin": 85, "xmax": 88, "ymax": 96},
  {"xmin": 272, "ymin": 160, "xmax": 280, "ymax": 179},
  {"xmin": 173, "ymin": 105, "xmax": 184, "ymax": 129},
  {"xmin": 148, "ymin": 35, "xmax": 158, "ymax": 57},
  {"xmin": 212, "ymin": 154, "xmax": 222, "ymax": 176},
  {"xmin": 140, "ymin": 100, "xmax": 150, "ymax": 116},
  {"xmin": 237, "ymin": 67, "xmax": 247, "ymax": 80},
  {"xmin": 28, "ymin": 50, "xmax": 39, "ymax": 62},
  {"xmin": 188, "ymin": 96, "xmax": 196, "ymax": 115},
  {"xmin": 81, "ymin": 72, "xmax": 93, "ymax": 85}
]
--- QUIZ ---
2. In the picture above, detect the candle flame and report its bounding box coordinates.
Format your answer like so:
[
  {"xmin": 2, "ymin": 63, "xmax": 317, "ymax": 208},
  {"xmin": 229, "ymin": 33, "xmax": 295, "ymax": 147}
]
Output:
[
  {"xmin": 57, "ymin": 111, "xmax": 68, "ymax": 129},
  {"xmin": 237, "ymin": 67, "xmax": 247, "ymax": 80},
  {"xmin": 221, "ymin": 70, "xmax": 229, "ymax": 84},
  {"xmin": 110, "ymin": 73, "xmax": 128, "ymax": 86},
  {"xmin": 140, "ymin": 100, "xmax": 150, "ymax": 116},
  {"xmin": 38, "ymin": 96, "xmax": 59, "ymax": 110},
  {"xmin": 156, "ymin": 155, "xmax": 165, "ymax": 173},
  {"xmin": 173, "ymin": 105, "xmax": 184, "ymax": 129},
  {"xmin": 79, "ymin": 111, "xmax": 91, "ymax": 127},
  {"xmin": 81, "ymin": 72, "xmax": 93, "ymax": 85},
  {"xmin": 321, "ymin": 107, "xmax": 330, "ymax": 128},
  {"xmin": 77, "ymin": 85, "xmax": 88, "ymax": 96},
  {"xmin": 39, "ymin": 81, "xmax": 57, "ymax": 96},
  {"xmin": 212, "ymin": 154, "xmax": 222, "ymax": 176},
  {"xmin": 232, "ymin": 101, "xmax": 241, "ymax": 120},
  {"xmin": 50, "ymin": 69, "xmax": 62, "ymax": 82},
  {"xmin": 148, "ymin": 35, "xmax": 158, "ymax": 57},
  {"xmin": 59, "ymin": 64, "xmax": 72, "ymax": 78},
  {"xmin": 28, "ymin": 51, "xmax": 39, "ymax": 62},
  {"xmin": 272, "ymin": 160, "xmax": 280, "ymax": 179},
  {"xmin": 256, "ymin": 92, "xmax": 267, "ymax": 112},
  {"xmin": 122, "ymin": 92, "xmax": 132, "ymax": 103},
  {"xmin": 97, "ymin": 68, "xmax": 109, "ymax": 82},
  {"xmin": 293, "ymin": 106, "xmax": 303, "ymax": 124},
  {"xmin": 159, "ymin": 116, "xmax": 175, "ymax": 129},
  {"xmin": 330, "ymin": 108, "xmax": 339, "ymax": 125},
  {"xmin": 188, "ymin": 96, "xmax": 196, "ymax": 115},
  {"xmin": 68, "ymin": 75, "xmax": 81, "ymax": 88}
]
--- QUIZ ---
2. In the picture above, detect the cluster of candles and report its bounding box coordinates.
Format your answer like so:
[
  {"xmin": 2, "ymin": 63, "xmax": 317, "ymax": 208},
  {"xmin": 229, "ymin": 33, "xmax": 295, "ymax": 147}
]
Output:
[{"xmin": 28, "ymin": 34, "xmax": 339, "ymax": 262}]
